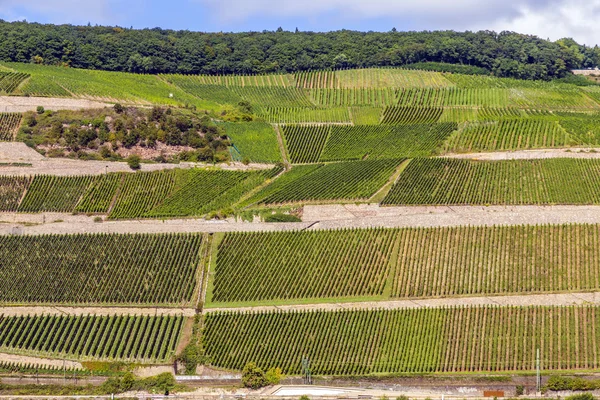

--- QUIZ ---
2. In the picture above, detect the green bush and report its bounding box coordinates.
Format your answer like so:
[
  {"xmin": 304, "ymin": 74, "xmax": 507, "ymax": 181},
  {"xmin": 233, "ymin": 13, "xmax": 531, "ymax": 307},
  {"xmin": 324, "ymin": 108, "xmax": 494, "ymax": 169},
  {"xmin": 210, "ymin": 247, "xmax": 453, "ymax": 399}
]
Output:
[
  {"xmin": 178, "ymin": 343, "xmax": 202, "ymax": 375},
  {"xmin": 36, "ymin": 106, "xmax": 45, "ymax": 114},
  {"xmin": 547, "ymin": 376, "xmax": 599, "ymax": 391},
  {"xmin": 127, "ymin": 154, "xmax": 141, "ymax": 170},
  {"xmin": 265, "ymin": 367, "xmax": 282, "ymax": 385},
  {"xmin": 241, "ymin": 362, "xmax": 267, "ymax": 389},
  {"xmin": 566, "ymin": 394, "xmax": 595, "ymax": 400},
  {"xmin": 515, "ymin": 385, "xmax": 524, "ymax": 396},
  {"xmin": 264, "ymin": 213, "xmax": 301, "ymax": 223}
]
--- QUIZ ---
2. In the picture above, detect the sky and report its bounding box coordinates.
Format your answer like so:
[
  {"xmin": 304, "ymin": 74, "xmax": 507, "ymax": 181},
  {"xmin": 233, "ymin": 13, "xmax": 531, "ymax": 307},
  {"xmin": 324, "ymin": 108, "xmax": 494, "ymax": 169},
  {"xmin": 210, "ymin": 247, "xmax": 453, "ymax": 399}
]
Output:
[{"xmin": 0, "ymin": 0, "xmax": 599, "ymax": 46}]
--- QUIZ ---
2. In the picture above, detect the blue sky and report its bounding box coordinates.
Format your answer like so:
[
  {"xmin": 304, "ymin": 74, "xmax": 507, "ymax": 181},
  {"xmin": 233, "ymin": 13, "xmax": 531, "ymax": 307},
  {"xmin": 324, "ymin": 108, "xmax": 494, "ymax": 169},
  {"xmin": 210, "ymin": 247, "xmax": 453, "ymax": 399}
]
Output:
[{"xmin": 1, "ymin": 0, "xmax": 599, "ymax": 46}]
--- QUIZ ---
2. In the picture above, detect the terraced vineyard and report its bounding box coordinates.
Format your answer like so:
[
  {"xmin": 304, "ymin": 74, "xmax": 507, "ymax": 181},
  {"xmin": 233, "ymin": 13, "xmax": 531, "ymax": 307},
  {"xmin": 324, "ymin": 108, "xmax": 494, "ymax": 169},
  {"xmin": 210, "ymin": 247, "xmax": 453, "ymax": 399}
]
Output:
[
  {"xmin": 0, "ymin": 71, "xmax": 29, "ymax": 93},
  {"xmin": 0, "ymin": 233, "xmax": 203, "ymax": 305},
  {"xmin": 0, "ymin": 314, "xmax": 184, "ymax": 362},
  {"xmin": 281, "ymin": 125, "xmax": 330, "ymax": 163},
  {"xmin": 18, "ymin": 175, "xmax": 95, "ymax": 213},
  {"xmin": 383, "ymin": 158, "xmax": 600, "ymax": 205},
  {"xmin": 204, "ymin": 305, "xmax": 600, "ymax": 374},
  {"xmin": 5, "ymin": 61, "xmax": 600, "ymax": 378},
  {"xmin": 258, "ymin": 159, "xmax": 402, "ymax": 204},
  {"xmin": 260, "ymin": 107, "xmax": 352, "ymax": 124},
  {"xmin": 444, "ymin": 119, "xmax": 570, "ymax": 152},
  {"xmin": 209, "ymin": 224, "xmax": 600, "ymax": 304},
  {"xmin": 222, "ymin": 122, "xmax": 282, "ymax": 163},
  {"xmin": 0, "ymin": 176, "xmax": 30, "ymax": 211},
  {"xmin": 210, "ymin": 229, "xmax": 396, "ymax": 303},
  {"xmin": 0, "ymin": 113, "xmax": 22, "ymax": 141}
]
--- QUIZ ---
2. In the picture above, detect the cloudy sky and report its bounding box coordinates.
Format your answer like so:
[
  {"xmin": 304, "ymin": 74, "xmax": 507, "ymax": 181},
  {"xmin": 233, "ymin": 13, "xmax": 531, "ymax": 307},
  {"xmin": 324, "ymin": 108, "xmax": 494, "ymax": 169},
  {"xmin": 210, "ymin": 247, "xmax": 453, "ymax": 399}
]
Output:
[{"xmin": 0, "ymin": 0, "xmax": 599, "ymax": 46}]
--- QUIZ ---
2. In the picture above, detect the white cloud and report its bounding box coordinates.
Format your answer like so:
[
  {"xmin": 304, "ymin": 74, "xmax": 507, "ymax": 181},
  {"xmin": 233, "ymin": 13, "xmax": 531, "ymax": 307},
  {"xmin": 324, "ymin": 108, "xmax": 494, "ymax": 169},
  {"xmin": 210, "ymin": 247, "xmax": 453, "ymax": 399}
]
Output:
[
  {"xmin": 196, "ymin": 0, "xmax": 600, "ymax": 45},
  {"xmin": 482, "ymin": 1, "xmax": 600, "ymax": 45},
  {"xmin": 0, "ymin": 0, "xmax": 114, "ymax": 24}
]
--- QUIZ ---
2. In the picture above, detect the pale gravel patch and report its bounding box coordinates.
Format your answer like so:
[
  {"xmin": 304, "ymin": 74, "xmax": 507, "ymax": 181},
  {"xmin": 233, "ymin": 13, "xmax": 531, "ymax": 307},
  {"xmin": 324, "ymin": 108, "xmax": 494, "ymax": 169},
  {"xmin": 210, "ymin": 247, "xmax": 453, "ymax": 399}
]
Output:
[
  {"xmin": 0, "ymin": 306, "xmax": 195, "ymax": 317},
  {"xmin": 0, "ymin": 353, "xmax": 82, "ymax": 369},
  {"xmin": 443, "ymin": 148, "xmax": 600, "ymax": 160},
  {"xmin": 0, "ymin": 96, "xmax": 111, "ymax": 112},
  {"xmin": 0, "ymin": 142, "xmax": 45, "ymax": 161},
  {"xmin": 203, "ymin": 291, "xmax": 600, "ymax": 314}
]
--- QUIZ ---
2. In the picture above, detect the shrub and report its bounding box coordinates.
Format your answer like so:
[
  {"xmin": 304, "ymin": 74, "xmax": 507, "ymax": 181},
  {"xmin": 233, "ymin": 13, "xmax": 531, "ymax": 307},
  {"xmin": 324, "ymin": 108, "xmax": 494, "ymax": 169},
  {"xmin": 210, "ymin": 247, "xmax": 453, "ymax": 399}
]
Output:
[
  {"xmin": 178, "ymin": 344, "xmax": 202, "ymax": 375},
  {"xmin": 127, "ymin": 154, "xmax": 141, "ymax": 170},
  {"xmin": 36, "ymin": 106, "xmax": 45, "ymax": 114},
  {"xmin": 93, "ymin": 216, "xmax": 103, "ymax": 223},
  {"xmin": 114, "ymin": 103, "xmax": 124, "ymax": 114},
  {"xmin": 265, "ymin": 367, "xmax": 282, "ymax": 385},
  {"xmin": 566, "ymin": 394, "xmax": 595, "ymax": 400},
  {"xmin": 264, "ymin": 213, "xmax": 302, "ymax": 223},
  {"xmin": 241, "ymin": 362, "xmax": 267, "ymax": 389},
  {"xmin": 396, "ymin": 396, "xmax": 409, "ymax": 400},
  {"xmin": 516, "ymin": 385, "xmax": 524, "ymax": 396}
]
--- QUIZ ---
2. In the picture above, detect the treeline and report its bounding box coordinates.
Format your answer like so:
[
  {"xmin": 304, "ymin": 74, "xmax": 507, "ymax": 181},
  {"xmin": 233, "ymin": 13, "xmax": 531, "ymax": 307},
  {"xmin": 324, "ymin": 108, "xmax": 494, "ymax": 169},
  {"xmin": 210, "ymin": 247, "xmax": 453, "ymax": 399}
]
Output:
[{"xmin": 0, "ymin": 20, "xmax": 599, "ymax": 80}]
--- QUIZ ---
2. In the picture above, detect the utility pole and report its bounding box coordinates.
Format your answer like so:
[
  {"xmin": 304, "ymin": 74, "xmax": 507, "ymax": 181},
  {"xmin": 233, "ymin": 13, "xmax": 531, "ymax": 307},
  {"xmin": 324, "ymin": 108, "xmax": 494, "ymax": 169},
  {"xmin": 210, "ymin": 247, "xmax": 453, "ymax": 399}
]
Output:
[
  {"xmin": 302, "ymin": 356, "xmax": 312, "ymax": 385},
  {"xmin": 536, "ymin": 348, "xmax": 541, "ymax": 393}
]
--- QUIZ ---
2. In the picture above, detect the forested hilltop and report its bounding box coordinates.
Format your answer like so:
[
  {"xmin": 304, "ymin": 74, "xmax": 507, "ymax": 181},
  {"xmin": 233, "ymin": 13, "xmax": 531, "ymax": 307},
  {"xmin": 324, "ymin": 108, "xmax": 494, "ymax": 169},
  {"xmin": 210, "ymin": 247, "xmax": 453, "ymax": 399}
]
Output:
[{"xmin": 1, "ymin": 20, "xmax": 598, "ymax": 80}]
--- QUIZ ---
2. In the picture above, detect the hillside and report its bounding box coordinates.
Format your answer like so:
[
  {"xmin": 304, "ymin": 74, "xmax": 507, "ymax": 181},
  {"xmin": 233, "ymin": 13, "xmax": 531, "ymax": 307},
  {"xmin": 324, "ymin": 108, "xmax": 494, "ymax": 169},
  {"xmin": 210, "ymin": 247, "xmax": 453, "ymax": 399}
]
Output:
[{"xmin": 3, "ymin": 60, "xmax": 600, "ymax": 396}]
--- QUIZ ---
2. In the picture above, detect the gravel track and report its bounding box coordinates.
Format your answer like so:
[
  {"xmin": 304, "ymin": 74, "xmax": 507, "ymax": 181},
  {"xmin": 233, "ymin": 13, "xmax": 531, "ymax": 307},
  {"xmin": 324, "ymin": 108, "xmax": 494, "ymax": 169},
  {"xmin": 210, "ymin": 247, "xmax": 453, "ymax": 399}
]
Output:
[
  {"xmin": 443, "ymin": 148, "xmax": 600, "ymax": 160},
  {"xmin": 0, "ymin": 306, "xmax": 195, "ymax": 317},
  {"xmin": 2, "ymin": 205, "xmax": 600, "ymax": 235},
  {"xmin": 0, "ymin": 353, "xmax": 82, "ymax": 369},
  {"xmin": 203, "ymin": 291, "xmax": 600, "ymax": 314}
]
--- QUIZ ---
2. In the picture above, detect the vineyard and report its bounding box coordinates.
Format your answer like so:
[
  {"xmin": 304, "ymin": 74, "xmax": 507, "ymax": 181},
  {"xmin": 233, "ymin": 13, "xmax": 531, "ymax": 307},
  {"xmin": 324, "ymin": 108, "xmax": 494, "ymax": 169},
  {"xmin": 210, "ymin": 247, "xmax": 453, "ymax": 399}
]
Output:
[
  {"xmin": 210, "ymin": 229, "xmax": 396, "ymax": 303},
  {"xmin": 0, "ymin": 167, "xmax": 281, "ymax": 218},
  {"xmin": 443, "ymin": 119, "xmax": 570, "ymax": 152},
  {"xmin": 257, "ymin": 159, "xmax": 402, "ymax": 204},
  {"xmin": 383, "ymin": 158, "xmax": 600, "ymax": 205},
  {"xmin": 0, "ymin": 314, "xmax": 184, "ymax": 362},
  {"xmin": 0, "ymin": 176, "xmax": 30, "ymax": 211},
  {"xmin": 281, "ymin": 123, "xmax": 455, "ymax": 163},
  {"xmin": 0, "ymin": 113, "xmax": 22, "ymax": 141},
  {"xmin": 222, "ymin": 122, "xmax": 282, "ymax": 163},
  {"xmin": 18, "ymin": 175, "xmax": 95, "ymax": 213},
  {"xmin": 204, "ymin": 305, "xmax": 600, "ymax": 374},
  {"xmin": 0, "ymin": 232, "xmax": 202, "ymax": 305},
  {"xmin": 0, "ymin": 71, "xmax": 29, "ymax": 93},
  {"xmin": 208, "ymin": 224, "xmax": 600, "ymax": 305}
]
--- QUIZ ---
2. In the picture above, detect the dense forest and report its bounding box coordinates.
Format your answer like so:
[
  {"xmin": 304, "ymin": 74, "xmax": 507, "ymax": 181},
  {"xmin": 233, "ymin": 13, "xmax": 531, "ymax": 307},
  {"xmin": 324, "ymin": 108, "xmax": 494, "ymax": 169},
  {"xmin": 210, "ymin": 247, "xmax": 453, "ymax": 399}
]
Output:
[{"xmin": 1, "ymin": 20, "xmax": 599, "ymax": 80}]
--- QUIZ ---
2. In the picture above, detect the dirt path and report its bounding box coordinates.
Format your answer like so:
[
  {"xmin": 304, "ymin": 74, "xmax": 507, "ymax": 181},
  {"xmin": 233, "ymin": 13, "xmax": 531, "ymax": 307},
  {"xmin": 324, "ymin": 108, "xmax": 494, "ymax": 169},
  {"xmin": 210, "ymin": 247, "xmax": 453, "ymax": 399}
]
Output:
[
  {"xmin": 443, "ymin": 148, "xmax": 600, "ymax": 160},
  {"xmin": 3, "ymin": 205, "xmax": 600, "ymax": 235},
  {"xmin": 0, "ymin": 96, "xmax": 112, "ymax": 112},
  {"xmin": 0, "ymin": 306, "xmax": 195, "ymax": 317},
  {"xmin": 0, "ymin": 143, "xmax": 274, "ymax": 175},
  {"xmin": 272, "ymin": 125, "xmax": 290, "ymax": 168},
  {"xmin": 0, "ymin": 353, "xmax": 82, "ymax": 369},
  {"xmin": 203, "ymin": 291, "xmax": 600, "ymax": 314}
]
